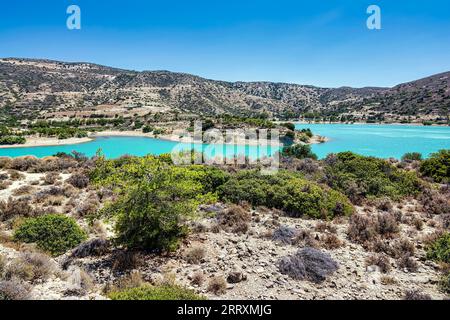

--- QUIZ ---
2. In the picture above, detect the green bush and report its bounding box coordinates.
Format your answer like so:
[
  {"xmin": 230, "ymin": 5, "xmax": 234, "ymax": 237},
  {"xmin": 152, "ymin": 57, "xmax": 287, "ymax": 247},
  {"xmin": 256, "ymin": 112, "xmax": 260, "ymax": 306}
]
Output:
[
  {"xmin": 14, "ymin": 214, "xmax": 87, "ymax": 256},
  {"xmin": 0, "ymin": 136, "xmax": 26, "ymax": 145},
  {"xmin": 219, "ymin": 170, "xmax": 353, "ymax": 219},
  {"xmin": 324, "ymin": 152, "xmax": 422, "ymax": 202},
  {"xmin": 94, "ymin": 155, "xmax": 216, "ymax": 251},
  {"xmin": 439, "ymin": 272, "xmax": 450, "ymax": 294},
  {"xmin": 282, "ymin": 144, "xmax": 317, "ymax": 160},
  {"xmin": 420, "ymin": 150, "xmax": 450, "ymax": 183},
  {"xmin": 426, "ymin": 233, "xmax": 450, "ymax": 264},
  {"xmin": 401, "ymin": 152, "xmax": 422, "ymax": 162},
  {"xmin": 108, "ymin": 284, "xmax": 205, "ymax": 300}
]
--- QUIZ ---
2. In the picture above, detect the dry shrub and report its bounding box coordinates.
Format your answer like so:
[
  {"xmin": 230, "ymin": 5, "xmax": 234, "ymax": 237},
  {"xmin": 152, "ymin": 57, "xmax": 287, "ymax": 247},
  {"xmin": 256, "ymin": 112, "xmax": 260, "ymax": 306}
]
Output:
[
  {"xmin": 0, "ymin": 180, "xmax": 12, "ymax": 190},
  {"xmin": 380, "ymin": 275, "xmax": 398, "ymax": 285},
  {"xmin": 419, "ymin": 188, "xmax": 450, "ymax": 216},
  {"xmin": 0, "ymin": 197, "xmax": 35, "ymax": 221},
  {"xmin": 373, "ymin": 197, "xmax": 393, "ymax": 212},
  {"xmin": 42, "ymin": 195, "xmax": 65, "ymax": 207},
  {"xmin": 7, "ymin": 169, "xmax": 25, "ymax": 181},
  {"xmin": 0, "ymin": 279, "xmax": 31, "ymax": 300},
  {"xmin": 32, "ymin": 157, "xmax": 78, "ymax": 172},
  {"xmin": 75, "ymin": 194, "xmax": 100, "ymax": 217},
  {"xmin": 191, "ymin": 271, "xmax": 205, "ymax": 286},
  {"xmin": 294, "ymin": 229, "xmax": 320, "ymax": 248},
  {"xmin": 0, "ymin": 157, "xmax": 12, "ymax": 169},
  {"xmin": 412, "ymin": 216, "xmax": 424, "ymax": 230},
  {"xmin": 0, "ymin": 254, "xmax": 5, "ymax": 274},
  {"xmin": 278, "ymin": 247, "xmax": 339, "ymax": 283},
  {"xmin": 403, "ymin": 289, "xmax": 432, "ymax": 300},
  {"xmin": 207, "ymin": 276, "xmax": 227, "ymax": 295},
  {"xmin": 4, "ymin": 251, "xmax": 56, "ymax": 283},
  {"xmin": 12, "ymin": 185, "xmax": 34, "ymax": 197},
  {"xmin": 61, "ymin": 184, "xmax": 79, "ymax": 198},
  {"xmin": 365, "ymin": 254, "xmax": 391, "ymax": 273},
  {"xmin": 440, "ymin": 214, "xmax": 450, "ymax": 230},
  {"xmin": 391, "ymin": 238, "xmax": 415, "ymax": 259},
  {"xmin": 67, "ymin": 172, "xmax": 89, "ymax": 189},
  {"xmin": 315, "ymin": 222, "xmax": 337, "ymax": 234},
  {"xmin": 347, "ymin": 214, "xmax": 377, "ymax": 244},
  {"xmin": 112, "ymin": 250, "xmax": 143, "ymax": 272},
  {"xmin": 397, "ymin": 254, "xmax": 418, "ymax": 272},
  {"xmin": 43, "ymin": 172, "xmax": 60, "ymax": 185},
  {"xmin": 376, "ymin": 212, "xmax": 399, "ymax": 238},
  {"xmin": 321, "ymin": 234, "xmax": 343, "ymax": 250},
  {"xmin": 9, "ymin": 156, "xmax": 39, "ymax": 172},
  {"xmin": 272, "ymin": 225, "xmax": 300, "ymax": 245},
  {"xmin": 216, "ymin": 205, "xmax": 250, "ymax": 234},
  {"xmin": 422, "ymin": 230, "xmax": 445, "ymax": 246},
  {"xmin": 109, "ymin": 270, "xmax": 144, "ymax": 292},
  {"xmin": 184, "ymin": 246, "xmax": 206, "ymax": 264}
]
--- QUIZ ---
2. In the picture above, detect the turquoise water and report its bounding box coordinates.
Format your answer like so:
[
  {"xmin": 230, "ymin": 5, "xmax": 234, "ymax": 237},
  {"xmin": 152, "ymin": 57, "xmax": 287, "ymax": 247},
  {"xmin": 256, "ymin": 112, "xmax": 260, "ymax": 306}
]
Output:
[
  {"xmin": 0, "ymin": 136, "xmax": 277, "ymax": 159},
  {"xmin": 295, "ymin": 123, "xmax": 450, "ymax": 159},
  {"xmin": 0, "ymin": 124, "xmax": 449, "ymax": 159}
]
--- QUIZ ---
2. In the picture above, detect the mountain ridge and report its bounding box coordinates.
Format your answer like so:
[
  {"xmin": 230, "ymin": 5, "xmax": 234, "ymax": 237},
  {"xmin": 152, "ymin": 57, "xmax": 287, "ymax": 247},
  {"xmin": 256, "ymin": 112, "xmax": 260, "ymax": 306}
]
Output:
[{"xmin": 1, "ymin": 57, "xmax": 449, "ymax": 121}]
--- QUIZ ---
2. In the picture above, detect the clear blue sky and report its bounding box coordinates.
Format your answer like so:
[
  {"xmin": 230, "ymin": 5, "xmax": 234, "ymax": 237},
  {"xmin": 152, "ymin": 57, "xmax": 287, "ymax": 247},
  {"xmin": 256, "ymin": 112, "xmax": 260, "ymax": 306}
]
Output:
[{"xmin": 1, "ymin": 0, "xmax": 449, "ymax": 88}]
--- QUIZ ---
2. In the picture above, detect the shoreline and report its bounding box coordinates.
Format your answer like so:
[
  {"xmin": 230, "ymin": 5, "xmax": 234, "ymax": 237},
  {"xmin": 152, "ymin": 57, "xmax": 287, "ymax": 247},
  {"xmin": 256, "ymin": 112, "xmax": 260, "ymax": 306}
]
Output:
[
  {"xmin": 293, "ymin": 121, "xmax": 449, "ymax": 127},
  {"xmin": 0, "ymin": 136, "xmax": 93, "ymax": 149},
  {"xmin": 0, "ymin": 130, "xmax": 290, "ymax": 149}
]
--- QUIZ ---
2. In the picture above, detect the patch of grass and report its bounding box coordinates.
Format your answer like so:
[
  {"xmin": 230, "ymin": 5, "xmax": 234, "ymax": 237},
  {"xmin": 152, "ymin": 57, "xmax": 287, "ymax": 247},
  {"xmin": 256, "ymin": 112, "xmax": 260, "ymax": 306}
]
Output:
[{"xmin": 108, "ymin": 284, "xmax": 205, "ymax": 300}]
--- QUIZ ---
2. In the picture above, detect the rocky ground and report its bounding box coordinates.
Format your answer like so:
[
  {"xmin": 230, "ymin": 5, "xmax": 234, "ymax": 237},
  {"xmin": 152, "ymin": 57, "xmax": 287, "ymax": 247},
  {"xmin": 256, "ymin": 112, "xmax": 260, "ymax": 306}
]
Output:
[{"xmin": 0, "ymin": 165, "xmax": 448, "ymax": 300}]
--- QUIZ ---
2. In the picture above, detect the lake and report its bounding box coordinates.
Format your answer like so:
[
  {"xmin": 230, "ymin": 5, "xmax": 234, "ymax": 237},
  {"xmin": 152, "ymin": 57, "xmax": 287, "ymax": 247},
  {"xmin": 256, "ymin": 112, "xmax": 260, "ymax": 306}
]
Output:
[
  {"xmin": 0, "ymin": 124, "xmax": 449, "ymax": 159},
  {"xmin": 295, "ymin": 123, "xmax": 450, "ymax": 159},
  {"xmin": 0, "ymin": 136, "xmax": 277, "ymax": 160}
]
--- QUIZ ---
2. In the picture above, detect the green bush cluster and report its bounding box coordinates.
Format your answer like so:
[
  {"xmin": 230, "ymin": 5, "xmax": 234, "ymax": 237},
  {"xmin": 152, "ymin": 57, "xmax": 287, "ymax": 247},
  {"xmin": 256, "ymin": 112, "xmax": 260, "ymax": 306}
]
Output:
[
  {"xmin": 108, "ymin": 284, "xmax": 205, "ymax": 300},
  {"xmin": 324, "ymin": 152, "xmax": 422, "ymax": 202},
  {"xmin": 420, "ymin": 149, "xmax": 450, "ymax": 183},
  {"xmin": 401, "ymin": 152, "xmax": 422, "ymax": 162},
  {"xmin": 92, "ymin": 155, "xmax": 217, "ymax": 251},
  {"xmin": 282, "ymin": 144, "xmax": 317, "ymax": 160},
  {"xmin": 0, "ymin": 136, "xmax": 26, "ymax": 145},
  {"xmin": 426, "ymin": 233, "xmax": 450, "ymax": 264},
  {"xmin": 218, "ymin": 170, "xmax": 353, "ymax": 219},
  {"xmin": 13, "ymin": 214, "xmax": 87, "ymax": 256}
]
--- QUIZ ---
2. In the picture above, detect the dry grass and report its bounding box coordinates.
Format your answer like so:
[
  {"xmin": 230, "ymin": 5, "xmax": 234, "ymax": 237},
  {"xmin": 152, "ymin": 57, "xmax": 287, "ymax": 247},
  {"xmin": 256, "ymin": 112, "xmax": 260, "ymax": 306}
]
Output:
[
  {"xmin": 216, "ymin": 205, "xmax": 251, "ymax": 234},
  {"xmin": 321, "ymin": 234, "xmax": 344, "ymax": 250},
  {"xmin": 7, "ymin": 170, "xmax": 25, "ymax": 181},
  {"xmin": 207, "ymin": 276, "xmax": 227, "ymax": 295},
  {"xmin": 184, "ymin": 246, "xmax": 206, "ymax": 264},
  {"xmin": 365, "ymin": 254, "xmax": 392, "ymax": 273},
  {"xmin": 111, "ymin": 250, "xmax": 143, "ymax": 272},
  {"xmin": 191, "ymin": 271, "xmax": 205, "ymax": 286},
  {"xmin": 315, "ymin": 221, "xmax": 337, "ymax": 234}
]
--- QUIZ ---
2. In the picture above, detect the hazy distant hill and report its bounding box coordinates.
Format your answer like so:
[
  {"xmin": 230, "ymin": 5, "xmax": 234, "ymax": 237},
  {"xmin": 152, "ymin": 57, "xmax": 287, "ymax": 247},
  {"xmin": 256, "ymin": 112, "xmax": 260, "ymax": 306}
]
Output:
[{"xmin": 0, "ymin": 58, "xmax": 448, "ymax": 120}]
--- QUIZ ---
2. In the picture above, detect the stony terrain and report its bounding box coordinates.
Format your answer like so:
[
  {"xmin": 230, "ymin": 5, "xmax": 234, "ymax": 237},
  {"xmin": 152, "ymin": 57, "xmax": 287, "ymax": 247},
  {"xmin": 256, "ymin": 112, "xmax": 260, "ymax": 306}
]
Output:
[
  {"xmin": 1, "ymin": 58, "xmax": 449, "ymax": 122},
  {"xmin": 0, "ymin": 164, "xmax": 448, "ymax": 300}
]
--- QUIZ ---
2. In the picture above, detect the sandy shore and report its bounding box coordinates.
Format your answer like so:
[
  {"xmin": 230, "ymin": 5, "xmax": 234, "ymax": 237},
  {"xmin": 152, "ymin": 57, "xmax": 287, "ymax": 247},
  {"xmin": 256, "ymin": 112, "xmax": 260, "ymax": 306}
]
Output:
[{"xmin": 0, "ymin": 136, "xmax": 93, "ymax": 149}]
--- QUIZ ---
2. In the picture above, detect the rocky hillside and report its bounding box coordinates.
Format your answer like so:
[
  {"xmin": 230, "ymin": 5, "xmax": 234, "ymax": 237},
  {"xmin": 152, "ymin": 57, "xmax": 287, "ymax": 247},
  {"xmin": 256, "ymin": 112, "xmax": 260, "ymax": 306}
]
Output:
[{"xmin": 0, "ymin": 58, "xmax": 449, "ymax": 120}]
